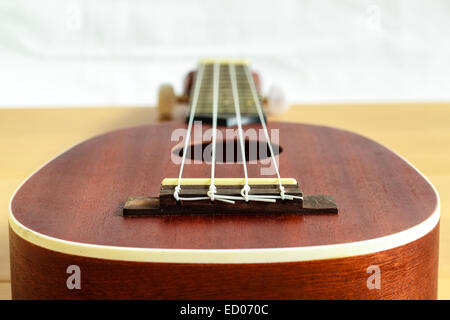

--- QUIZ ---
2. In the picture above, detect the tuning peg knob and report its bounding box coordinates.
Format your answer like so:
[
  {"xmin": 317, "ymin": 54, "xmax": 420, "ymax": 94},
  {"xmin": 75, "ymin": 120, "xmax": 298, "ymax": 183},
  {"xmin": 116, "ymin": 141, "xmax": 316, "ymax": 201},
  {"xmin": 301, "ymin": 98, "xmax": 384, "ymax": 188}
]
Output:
[
  {"xmin": 157, "ymin": 84, "xmax": 177, "ymax": 121},
  {"xmin": 264, "ymin": 85, "xmax": 289, "ymax": 115}
]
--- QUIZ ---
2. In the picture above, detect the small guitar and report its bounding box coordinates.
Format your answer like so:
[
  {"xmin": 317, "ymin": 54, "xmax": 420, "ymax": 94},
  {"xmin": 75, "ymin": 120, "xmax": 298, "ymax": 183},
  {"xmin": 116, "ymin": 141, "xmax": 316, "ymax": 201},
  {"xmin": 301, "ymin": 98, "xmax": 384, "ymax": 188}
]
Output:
[{"xmin": 9, "ymin": 59, "xmax": 439, "ymax": 299}]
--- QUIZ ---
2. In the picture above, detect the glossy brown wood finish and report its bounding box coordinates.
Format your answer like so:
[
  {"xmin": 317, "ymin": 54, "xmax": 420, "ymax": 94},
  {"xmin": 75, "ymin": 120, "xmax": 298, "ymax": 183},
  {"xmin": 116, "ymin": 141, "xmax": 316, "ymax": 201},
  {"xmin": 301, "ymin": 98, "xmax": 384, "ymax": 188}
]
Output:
[
  {"xmin": 11, "ymin": 122, "xmax": 438, "ymax": 249},
  {"xmin": 9, "ymin": 224, "xmax": 439, "ymax": 299}
]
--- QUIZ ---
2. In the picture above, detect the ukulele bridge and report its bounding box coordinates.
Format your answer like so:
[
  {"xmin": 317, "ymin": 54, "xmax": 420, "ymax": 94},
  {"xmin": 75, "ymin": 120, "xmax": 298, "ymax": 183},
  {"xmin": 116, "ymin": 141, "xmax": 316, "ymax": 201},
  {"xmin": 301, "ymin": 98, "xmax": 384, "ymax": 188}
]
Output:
[{"xmin": 122, "ymin": 178, "xmax": 338, "ymax": 216}]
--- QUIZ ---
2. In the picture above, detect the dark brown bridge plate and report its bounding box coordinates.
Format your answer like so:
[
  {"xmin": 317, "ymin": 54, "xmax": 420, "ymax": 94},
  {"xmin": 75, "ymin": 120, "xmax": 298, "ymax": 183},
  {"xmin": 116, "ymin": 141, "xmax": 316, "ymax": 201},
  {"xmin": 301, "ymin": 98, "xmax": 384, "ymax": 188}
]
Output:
[{"xmin": 122, "ymin": 184, "xmax": 337, "ymax": 216}]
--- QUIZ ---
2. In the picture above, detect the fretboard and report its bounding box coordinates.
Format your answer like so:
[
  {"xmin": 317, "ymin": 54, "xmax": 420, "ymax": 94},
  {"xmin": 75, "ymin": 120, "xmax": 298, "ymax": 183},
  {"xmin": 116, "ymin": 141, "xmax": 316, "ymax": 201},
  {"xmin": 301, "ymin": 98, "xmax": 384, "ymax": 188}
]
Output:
[{"xmin": 189, "ymin": 60, "xmax": 264, "ymax": 127}]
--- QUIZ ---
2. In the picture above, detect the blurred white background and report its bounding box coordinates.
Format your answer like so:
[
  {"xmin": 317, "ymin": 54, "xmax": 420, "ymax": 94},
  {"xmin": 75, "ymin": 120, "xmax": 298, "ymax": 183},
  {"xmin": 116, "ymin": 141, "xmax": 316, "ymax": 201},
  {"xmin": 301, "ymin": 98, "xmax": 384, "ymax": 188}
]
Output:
[{"xmin": 0, "ymin": 0, "xmax": 449, "ymax": 107}]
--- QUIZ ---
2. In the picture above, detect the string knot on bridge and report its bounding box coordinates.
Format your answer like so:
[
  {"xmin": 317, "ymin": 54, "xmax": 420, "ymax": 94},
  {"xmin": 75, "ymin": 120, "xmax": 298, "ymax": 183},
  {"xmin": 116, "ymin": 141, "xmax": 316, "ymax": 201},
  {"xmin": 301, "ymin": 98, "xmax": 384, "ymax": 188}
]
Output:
[
  {"xmin": 174, "ymin": 186, "xmax": 181, "ymax": 202},
  {"xmin": 207, "ymin": 184, "xmax": 217, "ymax": 201},
  {"xmin": 241, "ymin": 184, "xmax": 251, "ymax": 202},
  {"xmin": 280, "ymin": 185, "xmax": 286, "ymax": 201}
]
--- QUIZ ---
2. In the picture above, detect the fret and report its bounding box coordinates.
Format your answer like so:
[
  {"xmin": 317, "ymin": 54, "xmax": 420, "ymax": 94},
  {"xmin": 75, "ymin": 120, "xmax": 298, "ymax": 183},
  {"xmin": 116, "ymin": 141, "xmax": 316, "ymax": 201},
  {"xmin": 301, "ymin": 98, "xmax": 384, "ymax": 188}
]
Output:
[{"xmin": 188, "ymin": 61, "xmax": 263, "ymax": 126}]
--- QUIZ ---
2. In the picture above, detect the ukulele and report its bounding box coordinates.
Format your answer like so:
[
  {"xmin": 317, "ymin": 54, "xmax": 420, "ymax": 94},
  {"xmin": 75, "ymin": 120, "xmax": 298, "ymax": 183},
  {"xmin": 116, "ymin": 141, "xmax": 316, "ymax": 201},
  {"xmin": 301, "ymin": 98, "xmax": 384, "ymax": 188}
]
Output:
[{"xmin": 9, "ymin": 58, "xmax": 439, "ymax": 299}]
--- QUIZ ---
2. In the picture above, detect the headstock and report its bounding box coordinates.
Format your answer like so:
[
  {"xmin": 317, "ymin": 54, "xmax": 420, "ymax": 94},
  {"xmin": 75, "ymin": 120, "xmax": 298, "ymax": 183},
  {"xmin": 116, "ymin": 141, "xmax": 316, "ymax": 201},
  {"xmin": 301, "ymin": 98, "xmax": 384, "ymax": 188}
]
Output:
[{"xmin": 157, "ymin": 63, "xmax": 288, "ymax": 122}]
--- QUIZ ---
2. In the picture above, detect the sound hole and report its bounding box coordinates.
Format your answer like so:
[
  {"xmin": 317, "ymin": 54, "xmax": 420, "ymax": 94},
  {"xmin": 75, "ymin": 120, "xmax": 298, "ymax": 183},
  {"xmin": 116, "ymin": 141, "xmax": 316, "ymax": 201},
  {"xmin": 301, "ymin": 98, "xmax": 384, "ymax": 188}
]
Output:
[{"xmin": 174, "ymin": 139, "xmax": 282, "ymax": 163}]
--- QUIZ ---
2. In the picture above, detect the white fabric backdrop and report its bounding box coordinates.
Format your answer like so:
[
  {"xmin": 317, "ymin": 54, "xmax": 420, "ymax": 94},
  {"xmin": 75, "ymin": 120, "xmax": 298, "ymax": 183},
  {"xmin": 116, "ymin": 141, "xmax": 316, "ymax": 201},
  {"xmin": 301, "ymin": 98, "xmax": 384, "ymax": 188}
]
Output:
[{"xmin": 0, "ymin": 0, "xmax": 449, "ymax": 107}]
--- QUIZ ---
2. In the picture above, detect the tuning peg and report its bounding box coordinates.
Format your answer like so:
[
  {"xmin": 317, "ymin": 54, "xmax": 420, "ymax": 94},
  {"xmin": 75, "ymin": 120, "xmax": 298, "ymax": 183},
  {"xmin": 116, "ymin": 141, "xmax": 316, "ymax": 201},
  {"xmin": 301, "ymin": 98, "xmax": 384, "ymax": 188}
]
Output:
[
  {"xmin": 157, "ymin": 84, "xmax": 177, "ymax": 121},
  {"xmin": 157, "ymin": 84, "xmax": 190, "ymax": 121},
  {"xmin": 264, "ymin": 85, "xmax": 289, "ymax": 115}
]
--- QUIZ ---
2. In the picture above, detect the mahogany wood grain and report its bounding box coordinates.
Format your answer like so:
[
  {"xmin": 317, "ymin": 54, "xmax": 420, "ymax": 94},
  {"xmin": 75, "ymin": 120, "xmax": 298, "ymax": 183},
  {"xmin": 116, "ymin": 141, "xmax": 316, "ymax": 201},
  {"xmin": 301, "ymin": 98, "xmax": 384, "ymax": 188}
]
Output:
[
  {"xmin": 11, "ymin": 122, "xmax": 437, "ymax": 249},
  {"xmin": 9, "ymin": 121, "xmax": 440, "ymax": 299},
  {"xmin": 9, "ymin": 224, "xmax": 439, "ymax": 299}
]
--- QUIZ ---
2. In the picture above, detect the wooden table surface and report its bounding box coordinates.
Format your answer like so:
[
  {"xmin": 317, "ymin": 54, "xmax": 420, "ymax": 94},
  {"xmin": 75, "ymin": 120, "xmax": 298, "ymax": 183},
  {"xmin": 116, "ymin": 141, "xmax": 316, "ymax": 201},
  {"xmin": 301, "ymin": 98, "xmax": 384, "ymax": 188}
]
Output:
[{"xmin": 0, "ymin": 104, "xmax": 449, "ymax": 300}]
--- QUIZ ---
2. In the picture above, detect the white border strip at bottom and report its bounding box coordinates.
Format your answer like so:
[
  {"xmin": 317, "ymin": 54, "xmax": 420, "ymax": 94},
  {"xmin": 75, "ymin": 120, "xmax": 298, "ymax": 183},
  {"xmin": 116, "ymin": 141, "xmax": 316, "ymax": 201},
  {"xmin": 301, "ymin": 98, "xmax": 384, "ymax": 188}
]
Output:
[{"xmin": 9, "ymin": 207, "xmax": 439, "ymax": 264}]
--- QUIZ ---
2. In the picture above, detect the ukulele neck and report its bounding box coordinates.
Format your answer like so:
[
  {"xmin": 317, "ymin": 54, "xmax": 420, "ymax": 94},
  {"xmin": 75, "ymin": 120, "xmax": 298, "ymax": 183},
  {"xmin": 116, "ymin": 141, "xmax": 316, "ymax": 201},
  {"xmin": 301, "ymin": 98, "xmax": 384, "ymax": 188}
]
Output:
[{"xmin": 189, "ymin": 59, "xmax": 265, "ymax": 127}]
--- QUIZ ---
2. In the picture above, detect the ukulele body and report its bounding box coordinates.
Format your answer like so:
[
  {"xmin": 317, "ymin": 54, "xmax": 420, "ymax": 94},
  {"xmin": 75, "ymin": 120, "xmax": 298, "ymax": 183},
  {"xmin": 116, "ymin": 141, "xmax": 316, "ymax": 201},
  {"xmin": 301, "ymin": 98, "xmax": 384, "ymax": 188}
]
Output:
[{"xmin": 9, "ymin": 121, "xmax": 439, "ymax": 299}]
